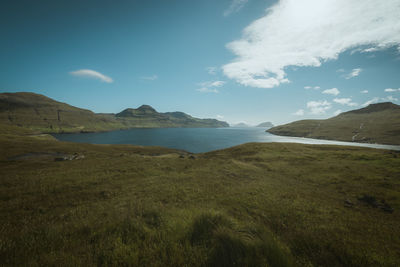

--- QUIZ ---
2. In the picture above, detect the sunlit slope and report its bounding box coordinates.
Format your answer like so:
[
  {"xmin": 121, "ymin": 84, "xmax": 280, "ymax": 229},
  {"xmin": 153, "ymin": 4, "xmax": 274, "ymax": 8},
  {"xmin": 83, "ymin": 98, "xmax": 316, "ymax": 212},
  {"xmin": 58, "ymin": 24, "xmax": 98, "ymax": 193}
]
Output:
[
  {"xmin": 116, "ymin": 105, "xmax": 229, "ymax": 128},
  {"xmin": 0, "ymin": 92, "xmax": 123, "ymax": 133},
  {"xmin": 0, "ymin": 92, "xmax": 228, "ymax": 133},
  {"xmin": 268, "ymin": 102, "xmax": 400, "ymax": 145}
]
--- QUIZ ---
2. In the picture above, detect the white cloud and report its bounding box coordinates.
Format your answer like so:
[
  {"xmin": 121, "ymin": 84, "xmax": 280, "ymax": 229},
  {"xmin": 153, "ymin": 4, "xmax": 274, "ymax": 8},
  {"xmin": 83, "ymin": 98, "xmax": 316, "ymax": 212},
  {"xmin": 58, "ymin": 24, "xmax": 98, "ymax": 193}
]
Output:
[
  {"xmin": 307, "ymin": 100, "xmax": 331, "ymax": 115},
  {"xmin": 345, "ymin": 68, "xmax": 362, "ymax": 79},
  {"xmin": 216, "ymin": 115, "xmax": 224, "ymax": 120},
  {"xmin": 333, "ymin": 98, "xmax": 358, "ymax": 106},
  {"xmin": 196, "ymin": 80, "xmax": 225, "ymax": 93},
  {"xmin": 69, "ymin": 69, "xmax": 113, "ymax": 83},
  {"xmin": 336, "ymin": 69, "xmax": 345, "ymax": 73},
  {"xmin": 362, "ymin": 97, "xmax": 379, "ymax": 106},
  {"xmin": 224, "ymin": 0, "xmax": 248, "ymax": 17},
  {"xmin": 360, "ymin": 90, "xmax": 368, "ymax": 94},
  {"xmin": 292, "ymin": 109, "xmax": 304, "ymax": 116},
  {"xmin": 196, "ymin": 87, "xmax": 219, "ymax": 93},
  {"xmin": 222, "ymin": 0, "xmax": 400, "ymax": 88},
  {"xmin": 322, "ymin": 88, "xmax": 340, "ymax": 96},
  {"xmin": 362, "ymin": 95, "xmax": 399, "ymax": 106},
  {"xmin": 210, "ymin": 81, "xmax": 226, "ymax": 87},
  {"xmin": 384, "ymin": 88, "xmax": 400, "ymax": 92},
  {"xmin": 207, "ymin": 67, "xmax": 218, "ymax": 75},
  {"xmin": 382, "ymin": 95, "xmax": 399, "ymax": 102},
  {"xmin": 333, "ymin": 109, "xmax": 342, "ymax": 116},
  {"xmin": 141, "ymin": 74, "xmax": 158, "ymax": 80},
  {"xmin": 304, "ymin": 85, "xmax": 320, "ymax": 90}
]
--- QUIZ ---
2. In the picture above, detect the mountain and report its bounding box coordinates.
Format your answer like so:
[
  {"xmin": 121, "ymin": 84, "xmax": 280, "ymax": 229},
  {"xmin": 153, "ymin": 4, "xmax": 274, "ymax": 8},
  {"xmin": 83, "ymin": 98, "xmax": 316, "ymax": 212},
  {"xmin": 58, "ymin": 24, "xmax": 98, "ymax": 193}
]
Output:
[
  {"xmin": 0, "ymin": 92, "xmax": 123, "ymax": 133},
  {"xmin": 268, "ymin": 102, "xmax": 400, "ymax": 145},
  {"xmin": 232, "ymin": 122, "xmax": 251, "ymax": 127},
  {"xmin": 256, "ymin": 122, "xmax": 274, "ymax": 127},
  {"xmin": 116, "ymin": 105, "xmax": 229, "ymax": 128},
  {"xmin": 0, "ymin": 92, "xmax": 229, "ymax": 133}
]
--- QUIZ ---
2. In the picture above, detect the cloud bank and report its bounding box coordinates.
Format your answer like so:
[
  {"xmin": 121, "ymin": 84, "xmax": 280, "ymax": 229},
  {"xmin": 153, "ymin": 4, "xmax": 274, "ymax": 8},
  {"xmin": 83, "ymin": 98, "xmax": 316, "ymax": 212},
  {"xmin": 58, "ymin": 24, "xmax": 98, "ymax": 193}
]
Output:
[
  {"xmin": 69, "ymin": 69, "xmax": 113, "ymax": 83},
  {"xmin": 223, "ymin": 0, "xmax": 400, "ymax": 88}
]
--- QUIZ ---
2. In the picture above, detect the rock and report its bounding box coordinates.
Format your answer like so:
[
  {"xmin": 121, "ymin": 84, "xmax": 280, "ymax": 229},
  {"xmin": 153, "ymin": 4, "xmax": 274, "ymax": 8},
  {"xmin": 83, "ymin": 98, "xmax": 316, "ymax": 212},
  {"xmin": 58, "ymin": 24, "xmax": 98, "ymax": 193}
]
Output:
[
  {"xmin": 54, "ymin": 156, "xmax": 69, "ymax": 161},
  {"xmin": 179, "ymin": 154, "xmax": 185, "ymax": 158},
  {"xmin": 189, "ymin": 155, "xmax": 196, "ymax": 159},
  {"xmin": 54, "ymin": 154, "xmax": 85, "ymax": 161},
  {"xmin": 344, "ymin": 199, "xmax": 354, "ymax": 208}
]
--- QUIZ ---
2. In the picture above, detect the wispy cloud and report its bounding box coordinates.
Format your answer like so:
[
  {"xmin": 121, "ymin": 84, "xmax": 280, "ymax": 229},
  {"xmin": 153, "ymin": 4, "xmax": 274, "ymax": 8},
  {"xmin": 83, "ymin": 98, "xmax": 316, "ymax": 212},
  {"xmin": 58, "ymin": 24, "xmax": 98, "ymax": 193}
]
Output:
[
  {"xmin": 224, "ymin": 0, "xmax": 248, "ymax": 17},
  {"xmin": 333, "ymin": 98, "xmax": 358, "ymax": 106},
  {"xmin": 197, "ymin": 87, "xmax": 219, "ymax": 93},
  {"xmin": 362, "ymin": 95, "xmax": 399, "ymax": 106},
  {"xmin": 382, "ymin": 95, "xmax": 399, "ymax": 102},
  {"xmin": 333, "ymin": 109, "xmax": 342, "ymax": 116},
  {"xmin": 206, "ymin": 67, "xmax": 218, "ymax": 75},
  {"xmin": 362, "ymin": 97, "xmax": 380, "ymax": 106},
  {"xmin": 196, "ymin": 80, "xmax": 225, "ymax": 93},
  {"xmin": 141, "ymin": 74, "xmax": 158, "ymax": 81},
  {"xmin": 222, "ymin": 0, "xmax": 400, "ymax": 88},
  {"xmin": 304, "ymin": 86, "xmax": 320, "ymax": 90},
  {"xmin": 292, "ymin": 109, "xmax": 304, "ymax": 116},
  {"xmin": 384, "ymin": 88, "xmax": 400, "ymax": 92},
  {"xmin": 322, "ymin": 88, "xmax": 340, "ymax": 96},
  {"xmin": 307, "ymin": 100, "xmax": 331, "ymax": 115},
  {"xmin": 216, "ymin": 115, "xmax": 224, "ymax": 120},
  {"xmin": 360, "ymin": 90, "xmax": 368, "ymax": 94},
  {"xmin": 345, "ymin": 68, "xmax": 362, "ymax": 79},
  {"xmin": 69, "ymin": 69, "xmax": 113, "ymax": 83}
]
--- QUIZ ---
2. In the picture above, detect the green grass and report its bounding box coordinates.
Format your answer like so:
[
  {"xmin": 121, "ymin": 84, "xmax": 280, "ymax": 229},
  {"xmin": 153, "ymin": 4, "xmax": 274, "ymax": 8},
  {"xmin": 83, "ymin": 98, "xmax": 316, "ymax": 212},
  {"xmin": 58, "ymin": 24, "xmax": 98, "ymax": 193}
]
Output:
[{"xmin": 1, "ymin": 132, "xmax": 400, "ymax": 266}]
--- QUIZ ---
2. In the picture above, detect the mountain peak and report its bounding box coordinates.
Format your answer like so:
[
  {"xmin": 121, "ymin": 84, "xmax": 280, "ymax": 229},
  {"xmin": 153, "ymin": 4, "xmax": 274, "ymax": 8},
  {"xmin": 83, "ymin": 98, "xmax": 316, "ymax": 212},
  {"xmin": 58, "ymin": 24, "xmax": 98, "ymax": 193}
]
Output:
[
  {"xmin": 137, "ymin": 105, "xmax": 156, "ymax": 112},
  {"xmin": 344, "ymin": 102, "xmax": 400, "ymax": 115}
]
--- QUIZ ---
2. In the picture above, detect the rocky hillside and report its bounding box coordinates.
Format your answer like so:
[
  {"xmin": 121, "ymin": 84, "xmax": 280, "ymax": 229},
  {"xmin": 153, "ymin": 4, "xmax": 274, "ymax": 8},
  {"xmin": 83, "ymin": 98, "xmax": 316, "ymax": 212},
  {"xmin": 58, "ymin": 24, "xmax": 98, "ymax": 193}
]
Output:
[
  {"xmin": 268, "ymin": 102, "xmax": 400, "ymax": 145},
  {"xmin": 116, "ymin": 105, "xmax": 228, "ymax": 128},
  {"xmin": 0, "ymin": 92, "xmax": 229, "ymax": 133}
]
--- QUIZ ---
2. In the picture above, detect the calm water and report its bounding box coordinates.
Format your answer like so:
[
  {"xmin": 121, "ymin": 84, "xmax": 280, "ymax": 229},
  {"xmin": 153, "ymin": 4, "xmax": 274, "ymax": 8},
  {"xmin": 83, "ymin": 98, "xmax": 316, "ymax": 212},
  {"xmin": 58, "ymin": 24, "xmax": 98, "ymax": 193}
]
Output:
[{"xmin": 52, "ymin": 127, "xmax": 400, "ymax": 153}]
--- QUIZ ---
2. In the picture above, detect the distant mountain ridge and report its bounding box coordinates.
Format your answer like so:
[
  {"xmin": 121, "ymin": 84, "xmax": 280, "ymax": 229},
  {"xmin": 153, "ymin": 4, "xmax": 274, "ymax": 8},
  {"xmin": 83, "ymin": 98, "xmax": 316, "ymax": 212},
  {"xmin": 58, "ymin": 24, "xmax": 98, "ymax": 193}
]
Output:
[
  {"xmin": 268, "ymin": 102, "xmax": 400, "ymax": 145},
  {"xmin": 256, "ymin": 122, "xmax": 274, "ymax": 127},
  {"xmin": 0, "ymin": 92, "xmax": 229, "ymax": 133}
]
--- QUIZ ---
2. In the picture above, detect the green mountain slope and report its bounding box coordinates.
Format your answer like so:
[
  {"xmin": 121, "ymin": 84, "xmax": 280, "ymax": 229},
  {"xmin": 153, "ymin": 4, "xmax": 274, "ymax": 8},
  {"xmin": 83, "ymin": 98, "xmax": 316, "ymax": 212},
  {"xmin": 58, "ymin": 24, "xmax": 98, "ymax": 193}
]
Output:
[
  {"xmin": 0, "ymin": 92, "xmax": 123, "ymax": 133},
  {"xmin": 116, "ymin": 105, "xmax": 229, "ymax": 128},
  {"xmin": 268, "ymin": 102, "xmax": 400, "ymax": 145},
  {"xmin": 0, "ymin": 92, "xmax": 228, "ymax": 133}
]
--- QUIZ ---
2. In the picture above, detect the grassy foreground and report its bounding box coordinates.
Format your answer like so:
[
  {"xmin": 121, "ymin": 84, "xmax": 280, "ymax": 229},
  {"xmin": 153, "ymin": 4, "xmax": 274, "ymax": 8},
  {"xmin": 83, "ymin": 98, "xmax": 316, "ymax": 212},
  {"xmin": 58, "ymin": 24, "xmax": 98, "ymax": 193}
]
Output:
[{"xmin": 1, "ymin": 132, "xmax": 400, "ymax": 266}]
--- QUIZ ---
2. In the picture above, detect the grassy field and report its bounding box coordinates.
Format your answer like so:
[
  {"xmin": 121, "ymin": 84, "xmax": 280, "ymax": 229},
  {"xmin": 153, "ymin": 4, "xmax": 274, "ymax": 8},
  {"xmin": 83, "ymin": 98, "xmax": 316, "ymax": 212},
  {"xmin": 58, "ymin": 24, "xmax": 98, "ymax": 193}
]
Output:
[{"xmin": 1, "ymin": 130, "xmax": 400, "ymax": 266}]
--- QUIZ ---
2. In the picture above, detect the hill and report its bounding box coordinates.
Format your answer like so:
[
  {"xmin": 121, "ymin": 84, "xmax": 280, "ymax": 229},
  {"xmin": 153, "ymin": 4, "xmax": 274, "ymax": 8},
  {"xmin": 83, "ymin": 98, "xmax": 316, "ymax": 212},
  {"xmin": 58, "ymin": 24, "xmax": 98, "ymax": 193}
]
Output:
[
  {"xmin": 232, "ymin": 122, "xmax": 251, "ymax": 127},
  {"xmin": 116, "ymin": 105, "xmax": 229, "ymax": 128},
  {"xmin": 0, "ymin": 92, "xmax": 228, "ymax": 133},
  {"xmin": 0, "ymin": 92, "xmax": 123, "ymax": 133},
  {"xmin": 268, "ymin": 102, "xmax": 400, "ymax": 145},
  {"xmin": 256, "ymin": 121, "xmax": 274, "ymax": 127}
]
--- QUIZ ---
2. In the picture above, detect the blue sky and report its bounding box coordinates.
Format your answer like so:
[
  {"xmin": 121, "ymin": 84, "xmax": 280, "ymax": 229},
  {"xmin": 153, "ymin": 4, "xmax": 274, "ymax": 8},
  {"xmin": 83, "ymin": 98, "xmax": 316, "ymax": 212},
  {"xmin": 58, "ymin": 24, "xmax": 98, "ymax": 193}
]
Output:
[{"xmin": 1, "ymin": 0, "xmax": 400, "ymax": 125}]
